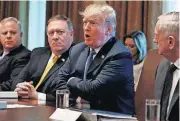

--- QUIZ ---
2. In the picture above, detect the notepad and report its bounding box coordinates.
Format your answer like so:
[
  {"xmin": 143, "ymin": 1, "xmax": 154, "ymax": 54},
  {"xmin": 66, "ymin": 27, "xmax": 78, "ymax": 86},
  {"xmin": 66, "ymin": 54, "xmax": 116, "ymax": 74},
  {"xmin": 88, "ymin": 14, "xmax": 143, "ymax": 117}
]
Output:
[
  {"xmin": 50, "ymin": 108, "xmax": 82, "ymax": 121},
  {"xmin": 0, "ymin": 92, "xmax": 18, "ymax": 99}
]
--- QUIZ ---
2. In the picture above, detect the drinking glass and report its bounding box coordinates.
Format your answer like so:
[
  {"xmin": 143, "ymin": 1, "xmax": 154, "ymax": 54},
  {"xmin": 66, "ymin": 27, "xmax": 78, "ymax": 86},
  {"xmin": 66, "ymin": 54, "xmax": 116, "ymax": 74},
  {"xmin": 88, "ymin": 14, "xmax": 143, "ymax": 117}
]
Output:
[
  {"xmin": 145, "ymin": 99, "xmax": 160, "ymax": 121},
  {"xmin": 56, "ymin": 89, "xmax": 69, "ymax": 108}
]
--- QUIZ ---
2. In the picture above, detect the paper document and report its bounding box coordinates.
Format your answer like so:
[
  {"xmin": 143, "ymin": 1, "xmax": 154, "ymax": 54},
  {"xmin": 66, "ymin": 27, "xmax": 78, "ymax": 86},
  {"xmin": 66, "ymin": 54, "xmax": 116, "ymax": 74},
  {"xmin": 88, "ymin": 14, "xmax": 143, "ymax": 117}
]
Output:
[
  {"xmin": 0, "ymin": 92, "xmax": 18, "ymax": 99},
  {"xmin": 50, "ymin": 108, "xmax": 82, "ymax": 121},
  {"xmin": 7, "ymin": 104, "xmax": 35, "ymax": 108}
]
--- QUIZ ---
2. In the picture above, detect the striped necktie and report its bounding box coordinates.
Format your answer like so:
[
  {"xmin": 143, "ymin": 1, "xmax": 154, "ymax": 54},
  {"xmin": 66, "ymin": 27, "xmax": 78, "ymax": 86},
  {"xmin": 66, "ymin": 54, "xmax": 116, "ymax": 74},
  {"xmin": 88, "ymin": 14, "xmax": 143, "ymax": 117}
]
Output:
[
  {"xmin": 160, "ymin": 64, "xmax": 177, "ymax": 121},
  {"xmin": 35, "ymin": 55, "xmax": 59, "ymax": 90},
  {"xmin": 83, "ymin": 49, "xmax": 96, "ymax": 81}
]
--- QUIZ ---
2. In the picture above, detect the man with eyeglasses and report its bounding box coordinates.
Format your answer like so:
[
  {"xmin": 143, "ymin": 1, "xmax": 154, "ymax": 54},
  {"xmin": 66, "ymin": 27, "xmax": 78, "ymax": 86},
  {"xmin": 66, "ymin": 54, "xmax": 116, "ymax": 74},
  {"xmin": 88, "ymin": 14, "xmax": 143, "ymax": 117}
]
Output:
[
  {"xmin": 12, "ymin": 15, "xmax": 74, "ymax": 102},
  {"xmin": 0, "ymin": 17, "xmax": 31, "ymax": 91}
]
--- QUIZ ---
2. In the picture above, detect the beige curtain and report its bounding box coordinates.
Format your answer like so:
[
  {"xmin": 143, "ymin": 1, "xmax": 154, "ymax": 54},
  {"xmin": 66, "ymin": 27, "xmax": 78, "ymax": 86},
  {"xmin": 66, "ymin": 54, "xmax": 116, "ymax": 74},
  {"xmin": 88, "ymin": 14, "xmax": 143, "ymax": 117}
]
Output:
[
  {"xmin": 0, "ymin": 1, "xmax": 19, "ymax": 20},
  {"xmin": 107, "ymin": 1, "xmax": 162, "ymax": 50}
]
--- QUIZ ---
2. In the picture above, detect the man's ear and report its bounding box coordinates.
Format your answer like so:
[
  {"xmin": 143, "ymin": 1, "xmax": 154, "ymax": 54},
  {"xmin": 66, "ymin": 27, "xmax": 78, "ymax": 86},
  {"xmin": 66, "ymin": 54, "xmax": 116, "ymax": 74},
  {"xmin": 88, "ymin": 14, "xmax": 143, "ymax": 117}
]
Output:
[
  {"xmin": 20, "ymin": 32, "xmax": 23, "ymax": 38},
  {"xmin": 105, "ymin": 24, "xmax": 113, "ymax": 35},
  {"xmin": 70, "ymin": 30, "xmax": 73, "ymax": 37},
  {"xmin": 168, "ymin": 35, "xmax": 176, "ymax": 49}
]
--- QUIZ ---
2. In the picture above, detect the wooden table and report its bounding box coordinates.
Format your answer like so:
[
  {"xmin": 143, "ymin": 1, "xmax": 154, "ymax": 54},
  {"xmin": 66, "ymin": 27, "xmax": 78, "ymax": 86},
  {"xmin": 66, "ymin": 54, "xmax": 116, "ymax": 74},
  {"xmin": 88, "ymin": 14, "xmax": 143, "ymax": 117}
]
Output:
[
  {"xmin": 0, "ymin": 99, "xmax": 55, "ymax": 121},
  {"xmin": 0, "ymin": 99, "xmax": 138, "ymax": 121}
]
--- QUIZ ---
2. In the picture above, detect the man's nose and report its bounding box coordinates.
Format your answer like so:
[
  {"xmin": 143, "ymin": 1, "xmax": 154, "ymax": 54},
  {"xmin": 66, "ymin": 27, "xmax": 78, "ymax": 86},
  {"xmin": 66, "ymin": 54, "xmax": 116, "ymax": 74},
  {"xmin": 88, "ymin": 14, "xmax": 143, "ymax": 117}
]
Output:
[
  {"xmin": 7, "ymin": 32, "xmax": 12, "ymax": 39},
  {"xmin": 53, "ymin": 32, "xmax": 59, "ymax": 39},
  {"xmin": 84, "ymin": 23, "xmax": 90, "ymax": 31},
  {"xmin": 153, "ymin": 38, "xmax": 157, "ymax": 44}
]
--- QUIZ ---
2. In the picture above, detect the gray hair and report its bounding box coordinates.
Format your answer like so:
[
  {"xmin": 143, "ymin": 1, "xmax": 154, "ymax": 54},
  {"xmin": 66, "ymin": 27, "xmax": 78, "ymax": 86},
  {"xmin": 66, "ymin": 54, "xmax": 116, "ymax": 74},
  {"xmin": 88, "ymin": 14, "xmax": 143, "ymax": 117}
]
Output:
[
  {"xmin": 79, "ymin": 4, "xmax": 116, "ymax": 37},
  {"xmin": 47, "ymin": 15, "xmax": 73, "ymax": 31},
  {"xmin": 0, "ymin": 17, "xmax": 22, "ymax": 32},
  {"xmin": 156, "ymin": 12, "xmax": 179, "ymax": 35}
]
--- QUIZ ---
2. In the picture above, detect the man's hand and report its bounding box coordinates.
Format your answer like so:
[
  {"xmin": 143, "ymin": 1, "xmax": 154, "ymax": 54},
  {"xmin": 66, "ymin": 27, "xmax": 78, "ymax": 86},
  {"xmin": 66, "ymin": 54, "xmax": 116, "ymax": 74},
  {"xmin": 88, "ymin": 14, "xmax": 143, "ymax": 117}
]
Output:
[
  {"xmin": 76, "ymin": 96, "xmax": 89, "ymax": 108},
  {"xmin": 15, "ymin": 81, "xmax": 38, "ymax": 100}
]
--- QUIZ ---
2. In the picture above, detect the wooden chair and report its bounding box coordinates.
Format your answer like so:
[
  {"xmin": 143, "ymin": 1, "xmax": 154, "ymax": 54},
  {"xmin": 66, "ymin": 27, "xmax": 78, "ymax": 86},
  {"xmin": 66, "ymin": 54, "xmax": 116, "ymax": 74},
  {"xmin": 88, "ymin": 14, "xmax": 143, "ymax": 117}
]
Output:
[{"xmin": 135, "ymin": 49, "xmax": 164, "ymax": 121}]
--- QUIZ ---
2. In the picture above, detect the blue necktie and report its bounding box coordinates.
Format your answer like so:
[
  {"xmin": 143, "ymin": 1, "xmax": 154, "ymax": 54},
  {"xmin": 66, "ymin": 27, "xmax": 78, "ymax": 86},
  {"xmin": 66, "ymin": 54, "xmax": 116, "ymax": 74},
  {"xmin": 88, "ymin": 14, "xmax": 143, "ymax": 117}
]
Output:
[
  {"xmin": 160, "ymin": 64, "xmax": 177, "ymax": 121},
  {"xmin": 83, "ymin": 49, "xmax": 96, "ymax": 81}
]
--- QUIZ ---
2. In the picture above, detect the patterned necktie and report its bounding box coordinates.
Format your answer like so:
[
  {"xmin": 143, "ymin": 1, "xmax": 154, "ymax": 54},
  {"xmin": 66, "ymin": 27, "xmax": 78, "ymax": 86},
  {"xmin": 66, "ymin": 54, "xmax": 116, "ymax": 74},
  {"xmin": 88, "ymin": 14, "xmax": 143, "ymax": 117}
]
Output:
[
  {"xmin": 160, "ymin": 64, "xmax": 177, "ymax": 121},
  {"xmin": 83, "ymin": 49, "xmax": 96, "ymax": 81},
  {"xmin": 35, "ymin": 55, "xmax": 59, "ymax": 90}
]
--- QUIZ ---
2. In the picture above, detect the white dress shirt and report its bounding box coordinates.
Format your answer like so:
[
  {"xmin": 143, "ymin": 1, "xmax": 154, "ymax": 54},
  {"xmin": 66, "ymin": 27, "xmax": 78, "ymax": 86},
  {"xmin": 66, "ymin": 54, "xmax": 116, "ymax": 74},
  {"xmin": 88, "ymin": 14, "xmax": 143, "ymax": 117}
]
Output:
[
  {"xmin": 167, "ymin": 58, "xmax": 180, "ymax": 114},
  {"xmin": 0, "ymin": 51, "xmax": 9, "ymax": 61}
]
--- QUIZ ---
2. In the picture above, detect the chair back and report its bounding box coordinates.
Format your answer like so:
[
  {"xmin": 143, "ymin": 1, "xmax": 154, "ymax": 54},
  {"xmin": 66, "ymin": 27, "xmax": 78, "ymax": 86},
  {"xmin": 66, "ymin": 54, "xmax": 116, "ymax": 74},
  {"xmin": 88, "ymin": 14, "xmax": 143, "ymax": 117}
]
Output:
[{"xmin": 135, "ymin": 49, "xmax": 164, "ymax": 121}]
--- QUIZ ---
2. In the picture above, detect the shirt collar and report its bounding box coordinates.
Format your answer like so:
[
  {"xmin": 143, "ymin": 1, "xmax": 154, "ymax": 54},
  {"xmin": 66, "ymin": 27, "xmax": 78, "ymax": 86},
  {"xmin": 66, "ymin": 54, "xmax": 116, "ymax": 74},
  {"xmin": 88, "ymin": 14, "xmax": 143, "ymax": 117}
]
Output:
[
  {"xmin": 51, "ymin": 52, "xmax": 61, "ymax": 58},
  {"xmin": 173, "ymin": 58, "xmax": 180, "ymax": 69},
  {"xmin": 2, "ymin": 51, "xmax": 9, "ymax": 56},
  {"xmin": 90, "ymin": 40, "xmax": 109, "ymax": 54},
  {"xmin": 90, "ymin": 46, "xmax": 101, "ymax": 54}
]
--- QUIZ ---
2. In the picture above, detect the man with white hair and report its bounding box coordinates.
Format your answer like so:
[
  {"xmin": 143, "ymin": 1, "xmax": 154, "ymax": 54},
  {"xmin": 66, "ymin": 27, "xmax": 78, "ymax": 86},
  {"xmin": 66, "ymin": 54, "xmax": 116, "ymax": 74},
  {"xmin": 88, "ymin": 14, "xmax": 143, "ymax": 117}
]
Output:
[
  {"xmin": 53, "ymin": 4, "xmax": 134, "ymax": 114},
  {"xmin": 154, "ymin": 12, "xmax": 179, "ymax": 121}
]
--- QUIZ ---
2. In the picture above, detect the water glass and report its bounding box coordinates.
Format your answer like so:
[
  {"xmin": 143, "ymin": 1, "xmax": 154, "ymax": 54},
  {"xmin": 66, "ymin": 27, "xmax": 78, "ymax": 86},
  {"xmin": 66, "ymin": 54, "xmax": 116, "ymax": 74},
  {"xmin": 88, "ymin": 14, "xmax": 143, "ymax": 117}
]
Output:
[
  {"xmin": 56, "ymin": 89, "xmax": 69, "ymax": 108},
  {"xmin": 145, "ymin": 99, "xmax": 160, "ymax": 121}
]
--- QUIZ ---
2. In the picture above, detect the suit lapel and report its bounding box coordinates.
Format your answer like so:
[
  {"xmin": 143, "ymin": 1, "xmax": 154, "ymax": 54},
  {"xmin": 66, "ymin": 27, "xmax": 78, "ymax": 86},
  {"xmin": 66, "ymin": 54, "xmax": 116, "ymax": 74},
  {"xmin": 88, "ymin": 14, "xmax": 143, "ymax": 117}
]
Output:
[
  {"xmin": 156, "ymin": 61, "xmax": 170, "ymax": 99},
  {"xmin": 0, "ymin": 45, "xmax": 25, "ymax": 65},
  {"xmin": 37, "ymin": 51, "xmax": 51, "ymax": 77},
  {"xmin": 0, "ymin": 55, "xmax": 10, "ymax": 66},
  {"xmin": 40, "ymin": 49, "xmax": 70, "ymax": 87},
  {"xmin": 42, "ymin": 58, "xmax": 63, "ymax": 83},
  {"xmin": 88, "ymin": 38, "xmax": 116, "ymax": 74},
  {"xmin": 167, "ymin": 80, "xmax": 179, "ymax": 118},
  {"xmin": 75, "ymin": 47, "xmax": 89, "ymax": 74}
]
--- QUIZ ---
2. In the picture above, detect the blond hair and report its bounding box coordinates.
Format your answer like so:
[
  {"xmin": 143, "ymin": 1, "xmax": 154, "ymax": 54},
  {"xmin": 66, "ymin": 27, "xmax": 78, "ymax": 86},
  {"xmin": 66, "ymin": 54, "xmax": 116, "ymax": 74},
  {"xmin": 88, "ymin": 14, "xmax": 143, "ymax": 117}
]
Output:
[
  {"xmin": 47, "ymin": 15, "xmax": 73, "ymax": 31},
  {"xmin": 79, "ymin": 4, "xmax": 116, "ymax": 37}
]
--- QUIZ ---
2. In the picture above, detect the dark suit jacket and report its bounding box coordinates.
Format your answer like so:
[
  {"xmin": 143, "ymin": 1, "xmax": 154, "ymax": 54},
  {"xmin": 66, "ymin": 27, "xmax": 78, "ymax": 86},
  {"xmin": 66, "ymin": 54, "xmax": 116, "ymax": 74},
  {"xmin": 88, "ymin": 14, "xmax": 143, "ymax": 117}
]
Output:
[
  {"xmin": 11, "ymin": 46, "xmax": 72, "ymax": 102},
  {"xmin": 0, "ymin": 44, "xmax": 31, "ymax": 91},
  {"xmin": 52, "ymin": 37, "xmax": 135, "ymax": 114},
  {"xmin": 155, "ymin": 59, "xmax": 179, "ymax": 121}
]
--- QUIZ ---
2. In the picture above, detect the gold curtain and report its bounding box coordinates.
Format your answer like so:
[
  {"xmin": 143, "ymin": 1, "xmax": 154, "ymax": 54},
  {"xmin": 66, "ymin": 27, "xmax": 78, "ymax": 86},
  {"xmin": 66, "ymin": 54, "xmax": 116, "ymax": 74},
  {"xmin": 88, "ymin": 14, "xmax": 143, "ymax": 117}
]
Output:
[{"xmin": 107, "ymin": 1, "xmax": 162, "ymax": 50}]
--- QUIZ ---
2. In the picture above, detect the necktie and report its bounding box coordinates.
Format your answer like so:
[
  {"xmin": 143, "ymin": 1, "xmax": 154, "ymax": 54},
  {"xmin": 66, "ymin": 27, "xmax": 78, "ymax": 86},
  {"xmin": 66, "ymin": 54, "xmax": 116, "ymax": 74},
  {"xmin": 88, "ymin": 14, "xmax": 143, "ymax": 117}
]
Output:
[
  {"xmin": 160, "ymin": 64, "xmax": 177, "ymax": 121},
  {"xmin": 35, "ymin": 56, "xmax": 59, "ymax": 90},
  {"xmin": 83, "ymin": 49, "xmax": 96, "ymax": 81}
]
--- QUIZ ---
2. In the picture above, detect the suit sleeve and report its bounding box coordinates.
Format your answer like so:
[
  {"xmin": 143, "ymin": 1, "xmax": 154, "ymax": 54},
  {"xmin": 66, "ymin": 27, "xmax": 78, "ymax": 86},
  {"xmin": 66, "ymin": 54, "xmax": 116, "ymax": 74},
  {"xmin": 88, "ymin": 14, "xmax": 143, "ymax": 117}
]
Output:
[
  {"xmin": 11, "ymin": 61, "xmax": 32, "ymax": 90},
  {"xmin": 0, "ymin": 53, "xmax": 30, "ymax": 91},
  {"xmin": 67, "ymin": 54, "xmax": 134, "ymax": 101}
]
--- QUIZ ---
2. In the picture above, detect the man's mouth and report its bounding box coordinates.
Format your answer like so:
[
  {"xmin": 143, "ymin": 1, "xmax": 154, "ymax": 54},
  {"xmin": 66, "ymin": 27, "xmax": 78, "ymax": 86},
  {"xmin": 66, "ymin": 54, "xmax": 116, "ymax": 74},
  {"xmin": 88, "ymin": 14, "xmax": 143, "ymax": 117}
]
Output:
[{"xmin": 85, "ymin": 34, "xmax": 90, "ymax": 38}]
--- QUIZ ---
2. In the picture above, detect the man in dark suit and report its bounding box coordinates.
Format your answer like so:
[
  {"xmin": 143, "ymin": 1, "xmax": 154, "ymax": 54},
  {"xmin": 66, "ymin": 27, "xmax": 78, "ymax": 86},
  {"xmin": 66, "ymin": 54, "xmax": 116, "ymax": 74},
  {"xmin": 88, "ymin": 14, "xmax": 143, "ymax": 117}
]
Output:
[
  {"xmin": 154, "ymin": 12, "xmax": 179, "ymax": 121},
  {"xmin": 52, "ymin": 4, "xmax": 134, "ymax": 114},
  {"xmin": 0, "ymin": 17, "xmax": 31, "ymax": 91},
  {"xmin": 13, "ymin": 15, "xmax": 74, "ymax": 102}
]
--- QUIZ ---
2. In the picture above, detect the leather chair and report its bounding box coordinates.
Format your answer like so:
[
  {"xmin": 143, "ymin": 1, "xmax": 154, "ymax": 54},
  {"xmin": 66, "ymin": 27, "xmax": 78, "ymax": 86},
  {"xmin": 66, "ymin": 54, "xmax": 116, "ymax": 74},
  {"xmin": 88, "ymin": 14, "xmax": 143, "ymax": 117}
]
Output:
[{"xmin": 135, "ymin": 49, "xmax": 164, "ymax": 121}]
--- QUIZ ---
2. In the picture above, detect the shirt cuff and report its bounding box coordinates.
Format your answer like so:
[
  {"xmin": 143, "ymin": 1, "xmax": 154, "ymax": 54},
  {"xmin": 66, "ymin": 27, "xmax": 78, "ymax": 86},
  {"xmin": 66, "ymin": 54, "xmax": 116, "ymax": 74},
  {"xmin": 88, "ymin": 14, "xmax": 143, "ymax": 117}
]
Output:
[{"xmin": 37, "ymin": 92, "xmax": 46, "ymax": 105}]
